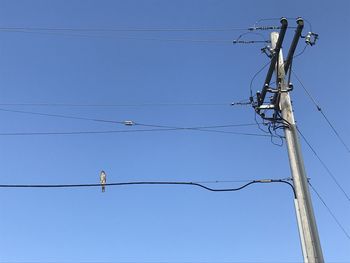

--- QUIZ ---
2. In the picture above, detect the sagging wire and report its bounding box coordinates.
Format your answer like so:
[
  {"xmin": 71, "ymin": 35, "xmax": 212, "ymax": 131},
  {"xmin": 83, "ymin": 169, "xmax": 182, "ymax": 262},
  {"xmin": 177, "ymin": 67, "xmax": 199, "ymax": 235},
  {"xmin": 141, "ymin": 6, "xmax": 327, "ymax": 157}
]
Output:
[
  {"xmin": 268, "ymin": 123, "xmax": 284, "ymax": 147},
  {"xmin": 0, "ymin": 178, "xmax": 296, "ymax": 198},
  {"xmin": 293, "ymin": 44, "xmax": 308, "ymax": 60}
]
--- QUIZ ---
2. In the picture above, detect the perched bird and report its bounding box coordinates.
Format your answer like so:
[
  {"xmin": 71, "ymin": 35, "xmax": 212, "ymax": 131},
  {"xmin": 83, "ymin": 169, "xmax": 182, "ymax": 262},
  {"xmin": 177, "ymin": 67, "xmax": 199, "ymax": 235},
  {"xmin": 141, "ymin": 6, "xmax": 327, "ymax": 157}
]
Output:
[{"xmin": 100, "ymin": 170, "xmax": 106, "ymax": 192}]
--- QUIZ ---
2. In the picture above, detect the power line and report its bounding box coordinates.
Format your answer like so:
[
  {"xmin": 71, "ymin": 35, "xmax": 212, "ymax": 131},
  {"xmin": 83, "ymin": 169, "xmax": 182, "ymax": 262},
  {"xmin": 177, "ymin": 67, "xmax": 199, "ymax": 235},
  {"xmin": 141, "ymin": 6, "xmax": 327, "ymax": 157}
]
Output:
[
  {"xmin": 0, "ymin": 23, "xmax": 290, "ymax": 45},
  {"xmin": 0, "ymin": 26, "xmax": 249, "ymax": 32},
  {"xmin": 251, "ymin": 17, "xmax": 313, "ymax": 32},
  {"xmin": 0, "ymin": 109, "xmax": 273, "ymax": 137},
  {"xmin": 0, "ymin": 107, "xmax": 125, "ymax": 125},
  {"xmin": 309, "ymin": 182, "xmax": 350, "ymax": 240},
  {"xmin": 0, "ymin": 29, "xmax": 235, "ymax": 44},
  {"xmin": 0, "ymin": 128, "xmax": 272, "ymax": 137},
  {"xmin": 0, "ymin": 102, "xmax": 231, "ymax": 107},
  {"xmin": 296, "ymin": 127, "xmax": 350, "ymax": 202},
  {"xmin": 0, "ymin": 179, "xmax": 296, "ymax": 197},
  {"xmin": 194, "ymin": 129, "xmax": 269, "ymax": 136},
  {"xmin": 292, "ymin": 71, "xmax": 350, "ymax": 153},
  {"xmin": 0, "ymin": 99, "xmax": 251, "ymax": 108},
  {"xmin": 129, "ymin": 122, "xmax": 257, "ymax": 130},
  {"xmin": 0, "ymin": 107, "xmax": 275, "ymax": 138}
]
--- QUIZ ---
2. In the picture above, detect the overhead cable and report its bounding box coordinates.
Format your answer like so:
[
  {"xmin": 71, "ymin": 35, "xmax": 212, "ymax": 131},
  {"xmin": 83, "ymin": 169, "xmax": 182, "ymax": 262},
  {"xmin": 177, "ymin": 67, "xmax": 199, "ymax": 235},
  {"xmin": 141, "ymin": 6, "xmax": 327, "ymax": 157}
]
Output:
[
  {"xmin": 297, "ymin": 127, "xmax": 350, "ymax": 202},
  {"xmin": 0, "ymin": 107, "xmax": 125, "ymax": 125},
  {"xmin": 0, "ymin": 29, "xmax": 237, "ymax": 44},
  {"xmin": 309, "ymin": 182, "xmax": 350, "ymax": 240},
  {"xmin": 0, "ymin": 179, "xmax": 296, "ymax": 197},
  {"xmin": 0, "ymin": 107, "xmax": 274, "ymax": 138},
  {"xmin": 0, "ymin": 26, "xmax": 249, "ymax": 32},
  {"xmin": 0, "ymin": 102, "xmax": 230, "ymax": 107},
  {"xmin": 0, "ymin": 128, "xmax": 272, "ymax": 137},
  {"xmin": 292, "ymin": 71, "xmax": 350, "ymax": 153}
]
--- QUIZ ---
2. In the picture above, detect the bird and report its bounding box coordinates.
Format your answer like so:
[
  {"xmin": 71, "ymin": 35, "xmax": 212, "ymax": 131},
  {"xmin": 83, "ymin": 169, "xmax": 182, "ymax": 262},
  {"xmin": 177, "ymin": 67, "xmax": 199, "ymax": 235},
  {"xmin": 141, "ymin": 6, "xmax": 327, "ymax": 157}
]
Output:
[{"xmin": 100, "ymin": 170, "xmax": 106, "ymax": 192}]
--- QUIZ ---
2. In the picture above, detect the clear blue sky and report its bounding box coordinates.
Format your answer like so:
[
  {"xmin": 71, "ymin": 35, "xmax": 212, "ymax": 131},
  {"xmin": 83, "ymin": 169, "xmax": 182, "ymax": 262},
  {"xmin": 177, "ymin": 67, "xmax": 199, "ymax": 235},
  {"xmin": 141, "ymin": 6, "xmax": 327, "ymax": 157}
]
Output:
[{"xmin": 0, "ymin": 0, "xmax": 349, "ymax": 262}]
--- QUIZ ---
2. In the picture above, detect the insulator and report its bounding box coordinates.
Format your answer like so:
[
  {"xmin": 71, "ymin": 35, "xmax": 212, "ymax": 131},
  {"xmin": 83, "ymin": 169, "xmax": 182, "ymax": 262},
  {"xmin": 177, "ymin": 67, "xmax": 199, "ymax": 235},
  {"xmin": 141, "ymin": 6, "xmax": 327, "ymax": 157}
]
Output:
[
  {"xmin": 305, "ymin": 32, "xmax": 319, "ymax": 46},
  {"xmin": 124, "ymin": 120, "xmax": 135, "ymax": 126},
  {"xmin": 251, "ymin": 26, "xmax": 281, "ymax": 31}
]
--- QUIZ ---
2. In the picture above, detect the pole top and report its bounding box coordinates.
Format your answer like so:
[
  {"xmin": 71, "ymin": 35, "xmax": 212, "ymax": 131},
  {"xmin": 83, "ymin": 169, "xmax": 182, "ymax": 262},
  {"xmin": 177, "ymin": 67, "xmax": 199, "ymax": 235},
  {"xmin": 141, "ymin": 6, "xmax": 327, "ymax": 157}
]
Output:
[
  {"xmin": 296, "ymin": 17, "xmax": 304, "ymax": 26},
  {"xmin": 280, "ymin": 17, "xmax": 288, "ymax": 26}
]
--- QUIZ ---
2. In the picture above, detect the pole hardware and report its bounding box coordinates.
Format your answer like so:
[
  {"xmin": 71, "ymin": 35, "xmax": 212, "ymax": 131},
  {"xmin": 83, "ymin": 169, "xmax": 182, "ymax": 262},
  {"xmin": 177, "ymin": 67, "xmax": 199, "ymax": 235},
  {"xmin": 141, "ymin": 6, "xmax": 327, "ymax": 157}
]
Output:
[
  {"xmin": 251, "ymin": 17, "xmax": 325, "ymax": 263},
  {"xmin": 261, "ymin": 46, "xmax": 274, "ymax": 58},
  {"xmin": 304, "ymin": 32, "xmax": 319, "ymax": 46}
]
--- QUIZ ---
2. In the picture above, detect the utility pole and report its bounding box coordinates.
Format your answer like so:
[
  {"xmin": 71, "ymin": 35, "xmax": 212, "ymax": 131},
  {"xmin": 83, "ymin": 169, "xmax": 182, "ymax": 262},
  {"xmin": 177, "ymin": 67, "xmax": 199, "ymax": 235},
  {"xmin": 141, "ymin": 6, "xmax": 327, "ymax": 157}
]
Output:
[{"xmin": 254, "ymin": 18, "xmax": 324, "ymax": 262}]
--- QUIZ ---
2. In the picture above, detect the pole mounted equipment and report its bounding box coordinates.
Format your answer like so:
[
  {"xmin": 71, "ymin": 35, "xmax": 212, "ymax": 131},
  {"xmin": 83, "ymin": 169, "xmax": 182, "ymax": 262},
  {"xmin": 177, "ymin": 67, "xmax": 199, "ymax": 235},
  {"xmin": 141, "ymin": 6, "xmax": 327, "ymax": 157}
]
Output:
[
  {"xmin": 251, "ymin": 17, "xmax": 324, "ymax": 263},
  {"xmin": 304, "ymin": 32, "xmax": 319, "ymax": 46},
  {"xmin": 256, "ymin": 17, "xmax": 288, "ymax": 109}
]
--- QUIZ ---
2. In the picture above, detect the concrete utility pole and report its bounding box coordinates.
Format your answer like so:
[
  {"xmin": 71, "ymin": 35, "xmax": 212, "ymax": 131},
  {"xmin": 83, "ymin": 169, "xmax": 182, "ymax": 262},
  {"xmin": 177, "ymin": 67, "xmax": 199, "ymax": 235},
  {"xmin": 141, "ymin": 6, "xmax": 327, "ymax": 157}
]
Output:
[{"xmin": 270, "ymin": 20, "xmax": 324, "ymax": 262}]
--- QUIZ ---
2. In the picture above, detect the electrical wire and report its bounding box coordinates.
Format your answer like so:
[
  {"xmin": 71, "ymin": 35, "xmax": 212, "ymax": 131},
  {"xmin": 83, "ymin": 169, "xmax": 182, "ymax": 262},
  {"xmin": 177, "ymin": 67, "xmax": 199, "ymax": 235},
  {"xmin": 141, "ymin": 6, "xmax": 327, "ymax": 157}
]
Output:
[
  {"xmin": 296, "ymin": 127, "xmax": 350, "ymax": 202},
  {"xmin": 249, "ymin": 60, "xmax": 271, "ymax": 98},
  {"xmin": 0, "ymin": 26, "xmax": 249, "ymax": 32},
  {"xmin": 0, "ymin": 179, "xmax": 296, "ymax": 197},
  {"xmin": 292, "ymin": 71, "xmax": 350, "ymax": 153},
  {"xmin": 249, "ymin": 34, "xmax": 309, "ymax": 100},
  {"xmin": 0, "ymin": 102, "xmax": 230, "ymax": 107},
  {"xmin": 232, "ymin": 31, "xmax": 270, "ymax": 45},
  {"xmin": 234, "ymin": 32, "xmax": 267, "ymax": 42},
  {"xmin": 0, "ymin": 128, "xmax": 185, "ymax": 136},
  {"xmin": 0, "ymin": 29, "xmax": 235, "ymax": 44},
  {"xmin": 292, "ymin": 44, "xmax": 308, "ymax": 60},
  {"xmin": 309, "ymin": 182, "xmax": 350, "ymax": 240},
  {"xmin": 0, "ymin": 128, "xmax": 272, "ymax": 137},
  {"xmin": 0, "ymin": 108, "xmax": 272, "ymax": 136},
  {"xmin": 190, "ymin": 129, "xmax": 272, "ymax": 137},
  {"xmin": 247, "ymin": 60, "xmax": 273, "ymax": 135},
  {"xmin": 0, "ymin": 28, "xmax": 237, "ymax": 45},
  {"xmin": 252, "ymin": 17, "xmax": 312, "ymax": 32},
  {"xmin": 0, "ymin": 99, "xmax": 252, "ymax": 108},
  {"xmin": 129, "ymin": 122, "xmax": 257, "ymax": 130},
  {"xmin": 267, "ymin": 110, "xmax": 350, "ymax": 202},
  {"xmin": 0, "ymin": 107, "xmax": 125, "ymax": 125}
]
